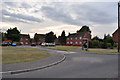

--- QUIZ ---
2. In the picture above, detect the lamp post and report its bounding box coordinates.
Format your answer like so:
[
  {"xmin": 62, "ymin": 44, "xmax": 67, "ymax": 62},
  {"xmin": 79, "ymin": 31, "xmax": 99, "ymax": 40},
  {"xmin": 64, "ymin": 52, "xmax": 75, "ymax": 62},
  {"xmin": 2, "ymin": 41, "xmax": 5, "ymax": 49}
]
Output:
[{"xmin": 118, "ymin": 2, "xmax": 120, "ymax": 53}]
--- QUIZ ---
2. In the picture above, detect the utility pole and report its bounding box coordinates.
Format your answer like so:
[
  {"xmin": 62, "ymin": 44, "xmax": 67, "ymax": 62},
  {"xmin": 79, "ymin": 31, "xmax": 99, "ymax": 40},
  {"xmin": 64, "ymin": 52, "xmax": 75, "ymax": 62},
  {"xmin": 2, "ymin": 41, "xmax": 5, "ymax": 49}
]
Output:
[{"xmin": 118, "ymin": 2, "xmax": 120, "ymax": 53}]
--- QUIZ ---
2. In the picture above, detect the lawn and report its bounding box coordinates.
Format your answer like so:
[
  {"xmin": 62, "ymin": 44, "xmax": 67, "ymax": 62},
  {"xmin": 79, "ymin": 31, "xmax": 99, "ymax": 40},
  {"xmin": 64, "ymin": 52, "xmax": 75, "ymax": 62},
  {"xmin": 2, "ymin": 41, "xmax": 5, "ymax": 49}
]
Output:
[
  {"xmin": 2, "ymin": 47, "xmax": 51, "ymax": 64},
  {"xmin": 88, "ymin": 48, "xmax": 118, "ymax": 53},
  {"xmin": 42, "ymin": 46, "xmax": 79, "ymax": 51}
]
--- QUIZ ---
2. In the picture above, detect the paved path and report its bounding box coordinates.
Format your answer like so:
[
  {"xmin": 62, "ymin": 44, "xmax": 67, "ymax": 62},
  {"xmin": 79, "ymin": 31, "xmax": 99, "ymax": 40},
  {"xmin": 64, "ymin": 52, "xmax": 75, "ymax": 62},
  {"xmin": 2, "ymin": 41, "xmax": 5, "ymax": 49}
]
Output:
[
  {"xmin": 2, "ymin": 46, "xmax": 65, "ymax": 72},
  {"xmin": 3, "ymin": 46, "xmax": 118, "ymax": 78}
]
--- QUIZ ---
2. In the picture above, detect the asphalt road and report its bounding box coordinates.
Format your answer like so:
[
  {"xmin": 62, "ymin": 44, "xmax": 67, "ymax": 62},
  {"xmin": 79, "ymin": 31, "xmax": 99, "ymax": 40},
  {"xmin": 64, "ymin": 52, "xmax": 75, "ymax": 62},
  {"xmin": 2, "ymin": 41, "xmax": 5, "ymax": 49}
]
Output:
[{"xmin": 3, "ymin": 48, "xmax": 118, "ymax": 78}]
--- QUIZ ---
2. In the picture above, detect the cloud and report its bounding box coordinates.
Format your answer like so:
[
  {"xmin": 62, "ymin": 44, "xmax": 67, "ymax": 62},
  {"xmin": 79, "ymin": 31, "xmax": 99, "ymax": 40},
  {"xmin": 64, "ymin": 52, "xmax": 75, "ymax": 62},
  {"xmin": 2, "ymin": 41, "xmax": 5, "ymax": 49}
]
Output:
[
  {"xmin": 1, "ymin": 9, "xmax": 43, "ymax": 23},
  {"xmin": 78, "ymin": 2, "xmax": 117, "ymax": 24},
  {"xmin": 1, "ymin": 2, "xmax": 118, "ymax": 38},
  {"xmin": 20, "ymin": 2, "xmax": 32, "ymax": 8},
  {"xmin": 3, "ymin": 2, "xmax": 18, "ymax": 7},
  {"xmin": 2, "ymin": 15, "xmax": 29, "ymax": 23},
  {"xmin": 41, "ymin": 2, "xmax": 117, "ymax": 26},
  {"xmin": 41, "ymin": 5, "xmax": 84, "ymax": 26}
]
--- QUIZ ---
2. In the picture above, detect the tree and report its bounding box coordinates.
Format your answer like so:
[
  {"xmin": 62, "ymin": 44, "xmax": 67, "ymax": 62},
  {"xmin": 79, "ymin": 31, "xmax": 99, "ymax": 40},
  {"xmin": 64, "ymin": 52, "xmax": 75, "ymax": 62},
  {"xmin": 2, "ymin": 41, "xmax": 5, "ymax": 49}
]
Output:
[
  {"xmin": 6, "ymin": 27, "xmax": 20, "ymax": 42},
  {"xmin": 77, "ymin": 25, "xmax": 91, "ymax": 33},
  {"xmin": 58, "ymin": 30, "xmax": 66, "ymax": 45},
  {"xmin": 89, "ymin": 40, "xmax": 100, "ymax": 48},
  {"xmin": 102, "ymin": 34, "xmax": 107, "ymax": 49},
  {"xmin": 92, "ymin": 36, "xmax": 103, "ymax": 42},
  {"xmin": 105, "ymin": 34, "xmax": 114, "ymax": 46},
  {"xmin": 45, "ymin": 31, "xmax": 57, "ymax": 43},
  {"xmin": 104, "ymin": 34, "xmax": 114, "ymax": 48},
  {"xmin": 34, "ymin": 33, "xmax": 39, "ymax": 45}
]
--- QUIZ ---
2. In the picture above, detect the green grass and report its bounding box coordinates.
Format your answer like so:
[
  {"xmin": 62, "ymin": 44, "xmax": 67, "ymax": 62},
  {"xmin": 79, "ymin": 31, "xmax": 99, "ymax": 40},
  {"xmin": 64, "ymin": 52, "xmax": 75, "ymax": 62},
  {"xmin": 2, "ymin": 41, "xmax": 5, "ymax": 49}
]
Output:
[
  {"xmin": 42, "ymin": 46, "xmax": 79, "ymax": 51},
  {"xmin": 2, "ymin": 47, "xmax": 51, "ymax": 64},
  {"xmin": 88, "ymin": 48, "xmax": 118, "ymax": 53}
]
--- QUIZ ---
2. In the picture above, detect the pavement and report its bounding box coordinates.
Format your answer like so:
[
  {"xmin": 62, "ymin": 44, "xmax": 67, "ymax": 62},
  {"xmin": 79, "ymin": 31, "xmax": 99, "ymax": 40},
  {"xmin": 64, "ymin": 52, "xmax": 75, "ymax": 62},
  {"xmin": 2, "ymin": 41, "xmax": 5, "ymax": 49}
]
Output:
[
  {"xmin": 72, "ymin": 47, "xmax": 120, "ymax": 55},
  {"xmin": 2, "ymin": 46, "xmax": 119, "ymax": 78},
  {"xmin": 2, "ymin": 46, "xmax": 66, "ymax": 74}
]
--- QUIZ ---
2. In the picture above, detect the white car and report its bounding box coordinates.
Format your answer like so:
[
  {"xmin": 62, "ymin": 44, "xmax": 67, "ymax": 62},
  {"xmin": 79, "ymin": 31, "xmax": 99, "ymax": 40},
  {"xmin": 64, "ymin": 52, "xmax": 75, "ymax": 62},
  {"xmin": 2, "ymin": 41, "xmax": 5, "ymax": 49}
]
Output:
[
  {"xmin": 41, "ymin": 43, "xmax": 55, "ymax": 46},
  {"xmin": 41, "ymin": 43, "xmax": 46, "ymax": 46}
]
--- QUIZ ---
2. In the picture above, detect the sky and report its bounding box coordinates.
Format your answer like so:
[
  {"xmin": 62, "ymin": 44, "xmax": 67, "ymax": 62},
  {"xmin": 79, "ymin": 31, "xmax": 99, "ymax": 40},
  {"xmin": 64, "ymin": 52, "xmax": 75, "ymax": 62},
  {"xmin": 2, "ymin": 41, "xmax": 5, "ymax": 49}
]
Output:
[{"xmin": 0, "ymin": 0, "xmax": 120, "ymax": 38}]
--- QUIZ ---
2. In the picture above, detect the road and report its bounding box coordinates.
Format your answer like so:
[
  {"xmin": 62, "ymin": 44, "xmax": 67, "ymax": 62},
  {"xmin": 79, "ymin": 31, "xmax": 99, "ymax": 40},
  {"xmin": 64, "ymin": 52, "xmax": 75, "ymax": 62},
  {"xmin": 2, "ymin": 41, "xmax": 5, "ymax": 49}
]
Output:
[{"xmin": 3, "ymin": 48, "xmax": 118, "ymax": 78}]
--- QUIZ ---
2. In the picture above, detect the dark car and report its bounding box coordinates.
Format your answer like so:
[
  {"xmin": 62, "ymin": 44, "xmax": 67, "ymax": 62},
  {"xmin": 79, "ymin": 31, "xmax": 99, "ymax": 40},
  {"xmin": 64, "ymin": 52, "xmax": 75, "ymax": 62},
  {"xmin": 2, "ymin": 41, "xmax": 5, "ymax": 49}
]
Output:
[
  {"xmin": 2, "ymin": 41, "xmax": 11, "ymax": 46},
  {"xmin": 31, "ymin": 43, "xmax": 36, "ymax": 46}
]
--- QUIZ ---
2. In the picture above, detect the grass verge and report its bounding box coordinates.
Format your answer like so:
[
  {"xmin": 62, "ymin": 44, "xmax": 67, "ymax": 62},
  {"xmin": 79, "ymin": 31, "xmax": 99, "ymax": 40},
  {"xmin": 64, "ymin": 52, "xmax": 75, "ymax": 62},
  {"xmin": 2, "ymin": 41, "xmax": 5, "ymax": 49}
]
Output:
[
  {"xmin": 88, "ymin": 48, "xmax": 118, "ymax": 53},
  {"xmin": 42, "ymin": 46, "xmax": 79, "ymax": 51},
  {"xmin": 2, "ymin": 47, "xmax": 51, "ymax": 64}
]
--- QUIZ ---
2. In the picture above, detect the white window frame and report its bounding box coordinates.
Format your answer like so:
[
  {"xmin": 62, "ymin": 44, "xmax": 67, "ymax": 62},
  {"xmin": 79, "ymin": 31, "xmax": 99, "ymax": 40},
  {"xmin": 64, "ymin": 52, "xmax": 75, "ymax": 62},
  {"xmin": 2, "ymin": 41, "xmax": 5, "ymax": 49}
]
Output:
[
  {"xmin": 20, "ymin": 42, "xmax": 23, "ymax": 44},
  {"xmin": 80, "ymin": 37, "xmax": 82, "ymax": 40},
  {"xmin": 79, "ymin": 42, "xmax": 82, "ymax": 44},
  {"xmin": 75, "ymin": 42, "xmax": 78, "ymax": 44},
  {"xmin": 25, "ymin": 42, "xmax": 28, "ymax": 44},
  {"xmin": 70, "ymin": 42, "xmax": 73, "ymax": 44}
]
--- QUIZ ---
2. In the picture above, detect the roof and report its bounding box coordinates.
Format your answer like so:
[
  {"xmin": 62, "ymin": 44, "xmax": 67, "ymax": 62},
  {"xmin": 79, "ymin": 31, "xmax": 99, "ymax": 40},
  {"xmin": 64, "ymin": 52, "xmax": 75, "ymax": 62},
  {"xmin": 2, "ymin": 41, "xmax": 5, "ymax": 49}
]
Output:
[
  {"xmin": 20, "ymin": 34, "xmax": 30, "ymax": 38},
  {"xmin": 34, "ymin": 33, "xmax": 46, "ymax": 38},
  {"xmin": 67, "ymin": 32, "xmax": 86, "ymax": 38},
  {"xmin": 112, "ymin": 28, "xmax": 120, "ymax": 35}
]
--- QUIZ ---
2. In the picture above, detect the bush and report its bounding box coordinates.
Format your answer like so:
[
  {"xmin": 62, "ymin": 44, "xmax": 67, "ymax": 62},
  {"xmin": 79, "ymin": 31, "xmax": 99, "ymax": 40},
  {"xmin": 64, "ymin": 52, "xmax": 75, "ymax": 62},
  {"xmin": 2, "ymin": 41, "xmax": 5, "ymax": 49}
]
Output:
[
  {"xmin": 113, "ymin": 43, "xmax": 118, "ymax": 48},
  {"xmin": 107, "ymin": 43, "xmax": 112, "ymax": 49},
  {"xmin": 89, "ymin": 40, "xmax": 100, "ymax": 48}
]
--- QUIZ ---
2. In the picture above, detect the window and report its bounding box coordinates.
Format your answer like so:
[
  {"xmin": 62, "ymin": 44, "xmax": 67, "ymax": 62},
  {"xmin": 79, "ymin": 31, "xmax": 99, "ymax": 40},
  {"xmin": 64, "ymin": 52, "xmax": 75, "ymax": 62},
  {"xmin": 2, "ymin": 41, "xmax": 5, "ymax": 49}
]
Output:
[
  {"xmin": 80, "ymin": 37, "xmax": 82, "ymax": 39},
  {"xmin": 67, "ymin": 42, "xmax": 69, "ymax": 44},
  {"xmin": 75, "ymin": 37, "xmax": 77, "ymax": 40},
  {"xmin": 26, "ymin": 42, "xmax": 28, "ymax": 44},
  {"xmin": 26, "ymin": 38, "xmax": 28, "ymax": 40},
  {"xmin": 20, "ymin": 42, "xmax": 23, "ymax": 44},
  {"xmin": 85, "ymin": 33, "xmax": 87, "ymax": 36},
  {"xmin": 71, "ymin": 38, "xmax": 72, "ymax": 40},
  {"xmin": 70, "ymin": 42, "xmax": 73, "ymax": 44},
  {"xmin": 75, "ymin": 42, "xmax": 78, "ymax": 44},
  {"xmin": 79, "ymin": 42, "xmax": 82, "ymax": 44},
  {"xmin": 21, "ymin": 38, "xmax": 23, "ymax": 40},
  {"xmin": 67, "ymin": 38, "xmax": 69, "ymax": 40}
]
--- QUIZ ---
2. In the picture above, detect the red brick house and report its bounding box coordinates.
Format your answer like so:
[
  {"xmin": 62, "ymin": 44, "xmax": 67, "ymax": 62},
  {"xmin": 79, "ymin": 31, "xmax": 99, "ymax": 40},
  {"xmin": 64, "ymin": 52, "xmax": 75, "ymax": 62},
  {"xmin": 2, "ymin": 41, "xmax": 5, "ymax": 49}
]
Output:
[
  {"xmin": 34, "ymin": 33, "xmax": 46, "ymax": 45},
  {"xmin": 66, "ymin": 32, "xmax": 91, "ymax": 46},
  {"xmin": 19, "ymin": 34, "xmax": 30, "ymax": 45},
  {"xmin": 112, "ymin": 28, "xmax": 120, "ymax": 43}
]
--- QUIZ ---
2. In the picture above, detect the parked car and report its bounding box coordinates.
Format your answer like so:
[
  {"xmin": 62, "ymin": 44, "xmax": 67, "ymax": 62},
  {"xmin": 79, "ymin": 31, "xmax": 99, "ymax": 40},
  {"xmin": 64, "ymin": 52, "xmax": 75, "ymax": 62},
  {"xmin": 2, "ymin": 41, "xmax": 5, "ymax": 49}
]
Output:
[
  {"xmin": 31, "ymin": 43, "xmax": 36, "ymax": 46},
  {"xmin": 41, "ymin": 43, "xmax": 46, "ymax": 46},
  {"xmin": 41, "ymin": 43, "xmax": 55, "ymax": 46},
  {"xmin": 2, "ymin": 41, "xmax": 11, "ymax": 46},
  {"xmin": 11, "ymin": 42, "xmax": 17, "ymax": 46}
]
